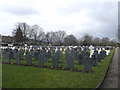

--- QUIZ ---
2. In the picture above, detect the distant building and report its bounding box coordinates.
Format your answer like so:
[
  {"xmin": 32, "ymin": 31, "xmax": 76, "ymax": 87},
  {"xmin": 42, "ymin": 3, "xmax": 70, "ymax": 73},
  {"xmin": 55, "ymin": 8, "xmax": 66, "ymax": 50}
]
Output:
[
  {"xmin": 1, "ymin": 35, "xmax": 14, "ymax": 44},
  {"xmin": 0, "ymin": 35, "xmax": 41, "ymax": 45}
]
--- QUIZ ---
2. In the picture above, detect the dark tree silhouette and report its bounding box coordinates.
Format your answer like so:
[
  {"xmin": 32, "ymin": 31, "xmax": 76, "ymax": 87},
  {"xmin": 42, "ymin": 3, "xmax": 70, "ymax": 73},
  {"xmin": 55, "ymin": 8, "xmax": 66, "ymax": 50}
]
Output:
[
  {"xmin": 14, "ymin": 26, "xmax": 23, "ymax": 44},
  {"xmin": 63, "ymin": 34, "xmax": 78, "ymax": 46},
  {"xmin": 81, "ymin": 34, "xmax": 93, "ymax": 46}
]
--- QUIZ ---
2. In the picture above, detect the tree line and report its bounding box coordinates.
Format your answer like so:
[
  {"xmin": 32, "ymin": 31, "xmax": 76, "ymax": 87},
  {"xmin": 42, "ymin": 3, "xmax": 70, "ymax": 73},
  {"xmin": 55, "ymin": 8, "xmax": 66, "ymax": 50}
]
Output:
[{"xmin": 12, "ymin": 22, "xmax": 117, "ymax": 46}]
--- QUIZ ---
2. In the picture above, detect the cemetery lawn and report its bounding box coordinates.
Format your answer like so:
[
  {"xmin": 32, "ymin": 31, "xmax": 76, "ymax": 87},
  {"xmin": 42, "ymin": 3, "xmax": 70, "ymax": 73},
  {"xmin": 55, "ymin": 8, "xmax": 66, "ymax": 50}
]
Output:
[
  {"xmin": 2, "ymin": 49, "xmax": 115, "ymax": 88},
  {"xmin": 0, "ymin": 63, "xmax": 2, "ymax": 88}
]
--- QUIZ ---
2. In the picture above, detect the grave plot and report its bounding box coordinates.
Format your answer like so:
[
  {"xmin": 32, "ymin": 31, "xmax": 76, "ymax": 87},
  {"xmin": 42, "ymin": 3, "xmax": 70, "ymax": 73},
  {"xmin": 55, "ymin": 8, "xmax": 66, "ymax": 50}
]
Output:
[{"xmin": 1, "ymin": 46, "xmax": 113, "ymax": 73}]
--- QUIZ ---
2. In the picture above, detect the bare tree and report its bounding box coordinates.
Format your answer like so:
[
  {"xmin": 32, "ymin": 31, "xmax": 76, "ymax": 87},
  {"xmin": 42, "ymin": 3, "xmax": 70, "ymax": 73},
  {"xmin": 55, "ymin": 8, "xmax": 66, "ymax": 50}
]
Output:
[
  {"xmin": 44, "ymin": 31, "xmax": 66, "ymax": 46},
  {"xmin": 37, "ymin": 30, "xmax": 45, "ymax": 45},
  {"xmin": 44, "ymin": 32, "xmax": 51, "ymax": 45},
  {"xmin": 55, "ymin": 30, "xmax": 66, "ymax": 45},
  {"xmin": 30, "ymin": 24, "xmax": 44, "ymax": 45}
]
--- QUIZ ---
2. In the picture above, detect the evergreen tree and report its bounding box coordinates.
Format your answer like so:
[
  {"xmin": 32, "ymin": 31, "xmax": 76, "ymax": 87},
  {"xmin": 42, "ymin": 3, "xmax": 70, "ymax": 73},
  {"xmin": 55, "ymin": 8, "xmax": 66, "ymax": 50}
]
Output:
[{"xmin": 14, "ymin": 26, "xmax": 23, "ymax": 44}]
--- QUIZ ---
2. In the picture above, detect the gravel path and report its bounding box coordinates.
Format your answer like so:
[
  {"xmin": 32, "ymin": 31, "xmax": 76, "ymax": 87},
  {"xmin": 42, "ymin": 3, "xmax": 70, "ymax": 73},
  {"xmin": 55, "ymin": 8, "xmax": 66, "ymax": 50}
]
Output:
[{"xmin": 100, "ymin": 48, "xmax": 119, "ymax": 88}]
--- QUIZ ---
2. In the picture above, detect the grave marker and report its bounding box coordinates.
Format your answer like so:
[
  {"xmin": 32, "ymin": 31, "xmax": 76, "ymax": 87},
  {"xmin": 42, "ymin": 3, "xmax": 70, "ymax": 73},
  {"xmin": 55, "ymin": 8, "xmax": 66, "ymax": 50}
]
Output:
[
  {"xmin": 38, "ymin": 51, "xmax": 45, "ymax": 68},
  {"xmin": 83, "ymin": 52, "xmax": 92, "ymax": 72},
  {"xmin": 26, "ymin": 51, "xmax": 32, "ymax": 65},
  {"xmin": 51, "ymin": 52, "xmax": 59, "ymax": 68}
]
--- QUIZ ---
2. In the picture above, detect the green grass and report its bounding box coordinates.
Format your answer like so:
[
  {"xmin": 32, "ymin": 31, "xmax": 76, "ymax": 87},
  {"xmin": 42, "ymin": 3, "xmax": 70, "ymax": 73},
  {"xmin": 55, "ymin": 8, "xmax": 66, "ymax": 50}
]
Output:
[
  {"xmin": 0, "ymin": 63, "xmax": 2, "ymax": 88},
  {"xmin": 2, "ymin": 49, "xmax": 115, "ymax": 88}
]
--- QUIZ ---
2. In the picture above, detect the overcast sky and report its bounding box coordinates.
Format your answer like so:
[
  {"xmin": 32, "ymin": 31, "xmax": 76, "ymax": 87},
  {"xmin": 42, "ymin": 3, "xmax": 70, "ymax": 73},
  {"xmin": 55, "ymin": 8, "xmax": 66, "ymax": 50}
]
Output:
[{"xmin": 0, "ymin": 0, "xmax": 119, "ymax": 40}]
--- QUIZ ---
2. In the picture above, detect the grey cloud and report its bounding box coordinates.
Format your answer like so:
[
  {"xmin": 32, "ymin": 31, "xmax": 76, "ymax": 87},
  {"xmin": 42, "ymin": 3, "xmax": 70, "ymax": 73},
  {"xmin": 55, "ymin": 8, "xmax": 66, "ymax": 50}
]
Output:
[
  {"xmin": 89, "ymin": 3, "xmax": 118, "ymax": 39},
  {"xmin": 59, "ymin": 2, "xmax": 118, "ymax": 39},
  {"xmin": 58, "ymin": 2, "xmax": 103, "ymax": 14},
  {"xmin": 1, "ymin": 6, "xmax": 39, "ymax": 15}
]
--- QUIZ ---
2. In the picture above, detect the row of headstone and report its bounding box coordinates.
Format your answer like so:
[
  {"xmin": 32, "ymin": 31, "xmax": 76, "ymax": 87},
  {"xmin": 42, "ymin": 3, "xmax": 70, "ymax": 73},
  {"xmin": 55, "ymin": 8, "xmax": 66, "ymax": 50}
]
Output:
[{"xmin": 1, "ymin": 45, "xmax": 111, "ymax": 72}]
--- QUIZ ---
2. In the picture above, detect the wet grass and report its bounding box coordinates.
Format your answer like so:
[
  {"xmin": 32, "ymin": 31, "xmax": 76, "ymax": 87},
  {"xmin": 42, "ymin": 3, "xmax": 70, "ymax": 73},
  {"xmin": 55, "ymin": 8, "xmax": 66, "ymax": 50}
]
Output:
[{"xmin": 2, "ymin": 49, "xmax": 115, "ymax": 88}]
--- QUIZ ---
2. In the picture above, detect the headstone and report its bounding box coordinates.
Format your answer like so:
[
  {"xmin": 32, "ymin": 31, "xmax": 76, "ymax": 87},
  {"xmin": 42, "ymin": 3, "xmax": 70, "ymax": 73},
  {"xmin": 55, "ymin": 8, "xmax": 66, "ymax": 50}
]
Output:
[
  {"xmin": 44, "ymin": 50, "xmax": 48, "ymax": 62},
  {"xmin": 47, "ymin": 50, "xmax": 52, "ymax": 59},
  {"xmin": 78, "ymin": 53, "xmax": 83, "ymax": 64},
  {"xmin": 81, "ymin": 51, "xmax": 85, "ymax": 63},
  {"xmin": 94, "ymin": 50, "xmax": 98, "ymax": 65},
  {"xmin": 56, "ymin": 50, "xmax": 61, "ymax": 62},
  {"xmin": 5, "ymin": 50, "xmax": 10, "ymax": 63},
  {"xmin": 10, "ymin": 49, "xmax": 14, "ymax": 60},
  {"xmin": 19, "ymin": 49, "xmax": 23, "ymax": 57},
  {"xmin": 83, "ymin": 52, "xmax": 92, "ymax": 72},
  {"xmin": 97, "ymin": 54, "xmax": 101, "ymax": 62},
  {"xmin": 84, "ymin": 47, "xmax": 87, "ymax": 51},
  {"xmin": 33, "ymin": 50, "xmax": 39, "ymax": 61},
  {"xmin": 100, "ymin": 50, "xmax": 106, "ymax": 60},
  {"xmin": 38, "ymin": 50, "xmax": 45, "ymax": 68},
  {"xmin": 26, "ymin": 51, "xmax": 32, "ymax": 65},
  {"xmin": 89, "ymin": 45, "xmax": 94, "ymax": 58},
  {"xmin": 2, "ymin": 49, "xmax": 7, "ymax": 59},
  {"xmin": 91, "ymin": 50, "xmax": 98, "ymax": 66},
  {"xmin": 65, "ymin": 52, "xmax": 74, "ymax": 70},
  {"xmin": 102, "ymin": 50, "xmax": 106, "ymax": 59},
  {"xmin": 74, "ymin": 50, "xmax": 79, "ymax": 60},
  {"xmin": 65, "ymin": 49, "xmax": 69, "ymax": 60},
  {"xmin": 15, "ymin": 50, "xmax": 21, "ymax": 64},
  {"xmin": 51, "ymin": 52, "xmax": 59, "ymax": 68},
  {"xmin": 70, "ymin": 49, "xmax": 75, "ymax": 60},
  {"xmin": 13, "ymin": 48, "xmax": 19, "ymax": 58}
]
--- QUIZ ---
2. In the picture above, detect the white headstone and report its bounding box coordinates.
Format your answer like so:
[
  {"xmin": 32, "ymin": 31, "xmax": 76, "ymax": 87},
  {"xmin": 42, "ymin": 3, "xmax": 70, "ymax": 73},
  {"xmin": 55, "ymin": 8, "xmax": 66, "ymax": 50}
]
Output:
[
  {"xmin": 89, "ymin": 45, "xmax": 94, "ymax": 58},
  {"xmin": 8, "ymin": 44, "xmax": 13, "ymax": 47},
  {"xmin": 105, "ymin": 50, "xmax": 110, "ymax": 56}
]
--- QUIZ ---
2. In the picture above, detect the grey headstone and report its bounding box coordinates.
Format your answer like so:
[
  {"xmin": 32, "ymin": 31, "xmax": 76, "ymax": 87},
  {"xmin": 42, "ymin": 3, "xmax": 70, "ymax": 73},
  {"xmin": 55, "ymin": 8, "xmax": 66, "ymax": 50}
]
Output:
[
  {"xmin": 2, "ymin": 49, "xmax": 7, "ymax": 59},
  {"xmin": 26, "ymin": 51, "xmax": 32, "ymax": 65},
  {"xmin": 19, "ymin": 49, "xmax": 23, "ymax": 57},
  {"xmin": 13, "ymin": 49, "xmax": 17, "ymax": 57},
  {"xmin": 47, "ymin": 50, "xmax": 52, "ymax": 59},
  {"xmin": 91, "ymin": 50, "xmax": 98, "ymax": 66},
  {"xmin": 38, "ymin": 51, "xmax": 45, "ymax": 68},
  {"xmin": 15, "ymin": 50, "xmax": 21, "ymax": 64},
  {"xmin": 44, "ymin": 50, "xmax": 50, "ymax": 62},
  {"xmin": 74, "ymin": 50, "xmax": 79, "ymax": 60},
  {"xmin": 94, "ymin": 50, "xmax": 98, "ymax": 61},
  {"xmin": 81, "ymin": 51, "xmax": 85, "ymax": 63},
  {"xmin": 10, "ymin": 49, "xmax": 14, "ymax": 60},
  {"xmin": 83, "ymin": 52, "xmax": 92, "ymax": 72},
  {"xmin": 56, "ymin": 50, "xmax": 61, "ymax": 61},
  {"xmin": 51, "ymin": 52, "xmax": 59, "ymax": 68},
  {"xmin": 65, "ymin": 51, "xmax": 74, "ymax": 70},
  {"xmin": 70, "ymin": 49, "xmax": 75, "ymax": 60},
  {"xmin": 5, "ymin": 50, "xmax": 10, "ymax": 63},
  {"xmin": 84, "ymin": 47, "xmax": 87, "ymax": 51},
  {"xmin": 33, "ymin": 50, "xmax": 39, "ymax": 61},
  {"xmin": 102, "ymin": 50, "xmax": 106, "ymax": 59},
  {"xmin": 100, "ymin": 50, "xmax": 106, "ymax": 60},
  {"xmin": 65, "ymin": 49, "xmax": 69, "ymax": 60},
  {"xmin": 97, "ymin": 54, "xmax": 101, "ymax": 62},
  {"xmin": 78, "ymin": 53, "xmax": 83, "ymax": 64}
]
